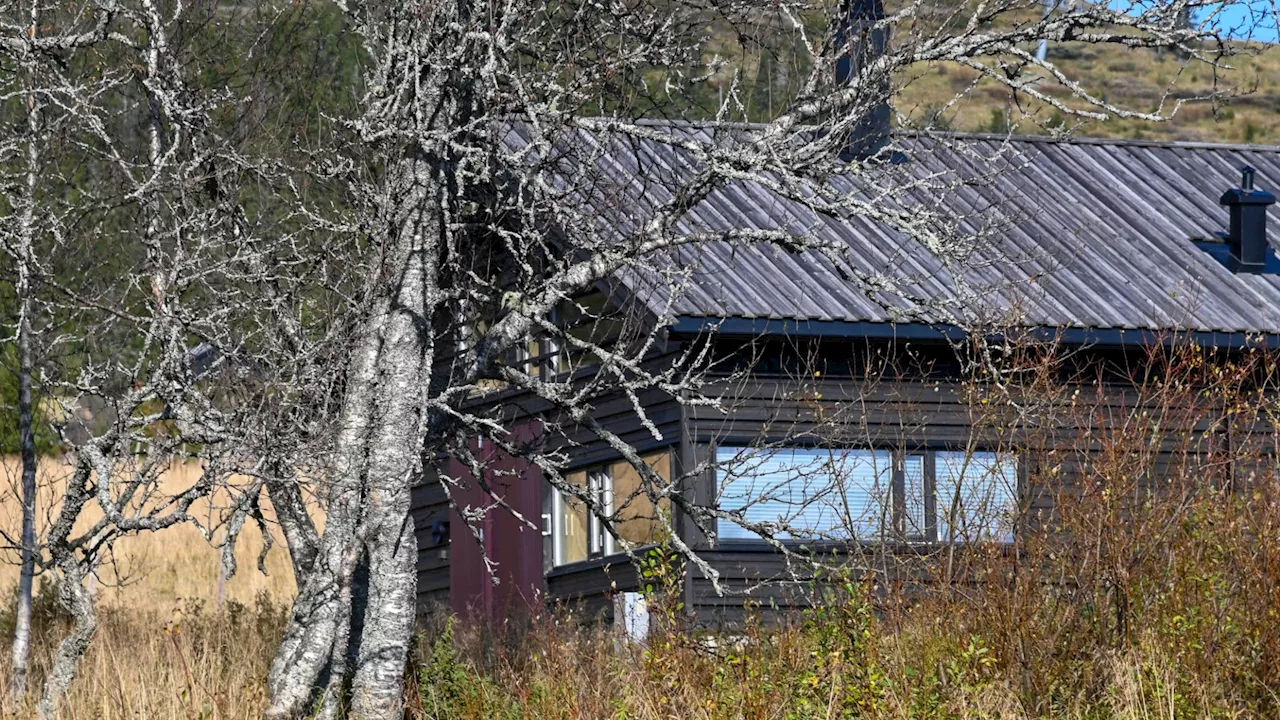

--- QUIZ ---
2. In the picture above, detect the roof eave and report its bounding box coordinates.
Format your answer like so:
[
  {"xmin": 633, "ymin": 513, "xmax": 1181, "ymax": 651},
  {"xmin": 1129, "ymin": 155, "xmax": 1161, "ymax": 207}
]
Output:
[{"xmin": 668, "ymin": 316, "xmax": 1280, "ymax": 350}]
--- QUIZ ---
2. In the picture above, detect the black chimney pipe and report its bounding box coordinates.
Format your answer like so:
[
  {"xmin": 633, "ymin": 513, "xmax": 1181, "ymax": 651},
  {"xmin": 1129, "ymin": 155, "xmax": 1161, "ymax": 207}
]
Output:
[
  {"xmin": 1220, "ymin": 165, "xmax": 1276, "ymax": 274},
  {"xmin": 836, "ymin": 0, "xmax": 891, "ymax": 161}
]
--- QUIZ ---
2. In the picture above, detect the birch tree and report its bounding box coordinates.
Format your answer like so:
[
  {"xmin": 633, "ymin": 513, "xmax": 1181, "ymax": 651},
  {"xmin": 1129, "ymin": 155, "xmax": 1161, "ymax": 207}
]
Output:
[
  {"xmin": 0, "ymin": 0, "xmax": 1260, "ymax": 714},
  {"xmin": 0, "ymin": 0, "xmax": 356, "ymax": 713}
]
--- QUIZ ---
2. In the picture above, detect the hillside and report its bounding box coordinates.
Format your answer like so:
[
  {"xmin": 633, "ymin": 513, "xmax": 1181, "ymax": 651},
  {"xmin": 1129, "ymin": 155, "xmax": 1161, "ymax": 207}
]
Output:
[
  {"xmin": 895, "ymin": 42, "xmax": 1280, "ymax": 144},
  {"xmin": 711, "ymin": 17, "xmax": 1280, "ymax": 145}
]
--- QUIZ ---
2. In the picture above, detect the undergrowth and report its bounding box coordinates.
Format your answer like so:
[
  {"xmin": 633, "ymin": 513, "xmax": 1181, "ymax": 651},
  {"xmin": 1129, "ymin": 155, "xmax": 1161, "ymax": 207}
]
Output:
[{"xmin": 406, "ymin": 488, "xmax": 1280, "ymax": 720}]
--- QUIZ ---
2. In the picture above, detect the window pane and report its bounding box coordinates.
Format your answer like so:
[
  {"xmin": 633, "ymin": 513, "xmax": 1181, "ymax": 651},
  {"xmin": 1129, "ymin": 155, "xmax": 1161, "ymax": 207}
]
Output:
[
  {"xmin": 556, "ymin": 471, "xmax": 589, "ymax": 565},
  {"xmin": 902, "ymin": 454, "xmax": 927, "ymax": 539},
  {"xmin": 588, "ymin": 471, "xmax": 613, "ymax": 556},
  {"xmin": 610, "ymin": 452, "xmax": 672, "ymax": 546},
  {"xmin": 935, "ymin": 451, "xmax": 1017, "ymax": 543},
  {"xmin": 556, "ymin": 492, "xmax": 589, "ymax": 564},
  {"xmin": 716, "ymin": 446, "xmax": 893, "ymax": 541}
]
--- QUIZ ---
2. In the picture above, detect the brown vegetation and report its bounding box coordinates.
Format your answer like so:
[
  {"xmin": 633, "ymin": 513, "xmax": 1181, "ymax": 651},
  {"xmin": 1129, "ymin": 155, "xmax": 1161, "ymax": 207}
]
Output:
[
  {"xmin": 0, "ymin": 459, "xmax": 298, "ymax": 611},
  {"xmin": 894, "ymin": 43, "xmax": 1280, "ymax": 143}
]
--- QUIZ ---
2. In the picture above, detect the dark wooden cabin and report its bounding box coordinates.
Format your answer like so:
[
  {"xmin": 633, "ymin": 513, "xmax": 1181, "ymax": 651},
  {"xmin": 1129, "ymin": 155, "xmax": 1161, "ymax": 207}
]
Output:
[{"xmin": 412, "ymin": 128, "xmax": 1280, "ymax": 629}]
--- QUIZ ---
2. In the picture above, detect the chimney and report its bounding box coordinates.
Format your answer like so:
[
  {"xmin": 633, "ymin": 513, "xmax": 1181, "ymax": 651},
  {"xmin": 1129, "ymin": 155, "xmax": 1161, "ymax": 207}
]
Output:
[
  {"xmin": 836, "ymin": 0, "xmax": 891, "ymax": 161},
  {"xmin": 1220, "ymin": 166, "xmax": 1277, "ymax": 273}
]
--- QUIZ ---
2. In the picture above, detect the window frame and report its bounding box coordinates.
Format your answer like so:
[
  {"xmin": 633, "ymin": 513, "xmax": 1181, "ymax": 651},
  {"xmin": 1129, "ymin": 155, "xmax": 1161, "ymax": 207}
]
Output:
[
  {"xmin": 587, "ymin": 469, "xmax": 614, "ymax": 558},
  {"xmin": 545, "ymin": 464, "xmax": 617, "ymax": 570},
  {"xmin": 713, "ymin": 444, "xmax": 1018, "ymax": 547}
]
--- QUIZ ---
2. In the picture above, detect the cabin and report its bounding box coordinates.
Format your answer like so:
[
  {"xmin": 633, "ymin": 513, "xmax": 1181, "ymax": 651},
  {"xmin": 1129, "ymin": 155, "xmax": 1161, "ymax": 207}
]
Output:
[{"xmin": 411, "ymin": 125, "xmax": 1280, "ymax": 629}]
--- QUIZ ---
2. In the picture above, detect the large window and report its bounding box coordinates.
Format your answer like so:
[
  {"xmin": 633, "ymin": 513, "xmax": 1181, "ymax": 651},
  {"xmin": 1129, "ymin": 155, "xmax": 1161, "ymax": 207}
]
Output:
[
  {"xmin": 716, "ymin": 446, "xmax": 1017, "ymax": 544},
  {"xmin": 932, "ymin": 451, "xmax": 1019, "ymax": 543},
  {"xmin": 544, "ymin": 452, "xmax": 672, "ymax": 569},
  {"xmin": 717, "ymin": 447, "xmax": 895, "ymax": 541}
]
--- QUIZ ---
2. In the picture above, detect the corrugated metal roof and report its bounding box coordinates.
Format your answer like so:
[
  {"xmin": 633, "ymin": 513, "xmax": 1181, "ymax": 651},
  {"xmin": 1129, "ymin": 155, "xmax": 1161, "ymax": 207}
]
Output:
[{"xmin": 507, "ymin": 123, "xmax": 1280, "ymax": 338}]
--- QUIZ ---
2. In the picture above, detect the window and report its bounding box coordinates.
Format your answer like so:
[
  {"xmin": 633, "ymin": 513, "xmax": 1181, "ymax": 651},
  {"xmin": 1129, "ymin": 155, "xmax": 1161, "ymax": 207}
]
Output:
[
  {"xmin": 716, "ymin": 446, "xmax": 1017, "ymax": 544},
  {"xmin": 934, "ymin": 451, "xmax": 1019, "ymax": 543},
  {"xmin": 509, "ymin": 307, "xmax": 564, "ymax": 380},
  {"xmin": 547, "ymin": 484, "xmax": 588, "ymax": 566},
  {"xmin": 544, "ymin": 470, "xmax": 610, "ymax": 566},
  {"xmin": 717, "ymin": 447, "xmax": 895, "ymax": 541},
  {"xmin": 587, "ymin": 470, "xmax": 613, "ymax": 556},
  {"xmin": 544, "ymin": 452, "xmax": 673, "ymax": 569}
]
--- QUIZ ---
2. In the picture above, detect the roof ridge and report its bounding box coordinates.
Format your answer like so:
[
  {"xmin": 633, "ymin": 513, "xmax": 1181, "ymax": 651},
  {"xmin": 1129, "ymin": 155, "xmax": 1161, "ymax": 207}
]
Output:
[{"xmin": 620, "ymin": 118, "xmax": 1280, "ymax": 153}]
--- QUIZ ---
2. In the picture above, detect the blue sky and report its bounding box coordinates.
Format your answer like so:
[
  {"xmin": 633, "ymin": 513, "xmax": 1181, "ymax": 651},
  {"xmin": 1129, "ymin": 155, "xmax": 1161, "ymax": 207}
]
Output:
[
  {"xmin": 1203, "ymin": 1, "xmax": 1277, "ymax": 41},
  {"xmin": 1106, "ymin": 0, "xmax": 1278, "ymax": 41}
]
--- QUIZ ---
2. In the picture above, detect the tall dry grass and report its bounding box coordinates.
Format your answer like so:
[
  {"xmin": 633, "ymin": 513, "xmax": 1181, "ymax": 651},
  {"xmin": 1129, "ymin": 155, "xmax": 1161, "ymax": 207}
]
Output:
[
  {"xmin": 0, "ymin": 456, "xmax": 296, "ymax": 718},
  {"xmin": 0, "ymin": 594, "xmax": 286, "ymax": 719},
  {"xmin": 0, "ymin": 457, "xmax": 299, "ymax": 610}
]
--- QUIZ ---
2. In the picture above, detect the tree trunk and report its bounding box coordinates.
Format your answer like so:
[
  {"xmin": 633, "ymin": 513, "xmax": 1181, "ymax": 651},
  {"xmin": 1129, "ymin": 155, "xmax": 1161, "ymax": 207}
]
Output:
[
  {"xmin": 266, "ymin": 469, "xmax": 321, "ymax": 587},
  {"xmin": 267, "ymin": 155, "xmax": 438, "ymax": 719},
  {"xmin": 37, "ymin": 555, "xmax": 96, "ymax": 718},
  {"xmin": 349, "ymin": 512, "xmax": 418, "ymax": 718},
  {"xmin": 10, "ymin": 48, "xmax": 41, "ymax": 704},
  {"xmin": 265, "ymin": 305, "xmax": 383, "ymax": 718},
  {"xmin": 10, "ymin": 312, "xmax": 39, "ymax": 703},
  {"xmin": 346, "ymin": 154, "xmax": 437, "ymax": 718}
]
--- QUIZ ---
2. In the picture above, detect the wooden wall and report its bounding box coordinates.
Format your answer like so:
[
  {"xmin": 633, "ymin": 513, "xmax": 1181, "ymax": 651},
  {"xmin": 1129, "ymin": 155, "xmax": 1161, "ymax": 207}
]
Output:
[
  {"xmin": 409, "ymin": 378, "xmax": 684, "ymax": 618},
  {"xmin": 413, "ymin": 335, "xmax": 1280, "ymax": 626},
  {"xmin": 411, "ymin": 477, "xmax": 452, "ymax": 614}
]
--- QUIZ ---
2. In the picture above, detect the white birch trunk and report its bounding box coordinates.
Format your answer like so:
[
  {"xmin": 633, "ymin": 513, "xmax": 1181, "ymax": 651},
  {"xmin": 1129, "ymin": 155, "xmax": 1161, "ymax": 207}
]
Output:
[
  {"xmin": 348, "ymin": 157, "xmax": 438, "ymax": 715},
  {"xmin": 265, "ymin": 302, "xmax": 384, "ymax": 717},
  {"xmin": 267, "ymin": 154, "xmax": 438, "ymax": 718},
  {"xmin": 9, "ymin": 14, "xmax": 42, "ymax": 701},
  {"xmin": 10, "ymin": 302, "xmax": 38, "ymax": 704}
]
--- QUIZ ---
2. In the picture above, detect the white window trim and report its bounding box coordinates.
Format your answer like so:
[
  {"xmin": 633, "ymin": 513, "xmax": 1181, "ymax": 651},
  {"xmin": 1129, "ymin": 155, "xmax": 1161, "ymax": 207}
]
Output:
[
  {"xmin": 588, "ymin": 470, "xmax": 614, "ymax": 557},
  {"xmin": 547, "ymin": 467, "xmax": 616, "ymax": 568},
  {"xmin": 551, "ymin": 488, "xmax": 569, "ymax": 567}
]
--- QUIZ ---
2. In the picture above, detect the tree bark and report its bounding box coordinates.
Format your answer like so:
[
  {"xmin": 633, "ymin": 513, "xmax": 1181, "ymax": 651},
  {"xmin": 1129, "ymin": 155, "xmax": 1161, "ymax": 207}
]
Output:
[
  {"xmin": 9, "ymin": 276, "xmax": 38, "ymax": 705},
  {"xmin": 267, "ymin": 155, "xmax": 438, "ymax": 718},
  {"xmin": 9, "ymin": 35, "xmax": 42, "ymax": 703},
  {"xmin": 265, "ymin": 304, "xmax": 383, "ymax": 718},
  {"xmin": 345, "ymin": 154, "xmax": 437, "ymax": 719},
  {"xmin": 37, "ymin": 555, "xmax": 95, "ymax": 719},
  {"xmin": 266, "ymin": 470, "xmax": 321, "ymax": 587}
]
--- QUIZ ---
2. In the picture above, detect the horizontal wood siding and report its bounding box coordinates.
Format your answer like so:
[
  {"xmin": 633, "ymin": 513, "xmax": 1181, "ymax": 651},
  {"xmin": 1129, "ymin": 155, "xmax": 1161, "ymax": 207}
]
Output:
[
  {"xmin": 412, "ymin": 477, "xmax": 452, "ymax": 613},
  {"xmin": 547, "ymin": 386, "xmax": 683, "ymax": 471},
  {"xmin": 680, "ymin": 369, "xmax": 1277, "ymax": 620}
]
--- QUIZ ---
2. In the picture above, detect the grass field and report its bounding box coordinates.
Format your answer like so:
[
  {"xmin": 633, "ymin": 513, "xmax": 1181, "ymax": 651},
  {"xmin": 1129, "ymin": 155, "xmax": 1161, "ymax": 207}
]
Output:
[
  {"xmin": 0, "ymin": 457, "xmax": 298, "ymax": 611},
  {"xmin": 0, "ymin": 457, "xmax": 293, "ymax": 717}
]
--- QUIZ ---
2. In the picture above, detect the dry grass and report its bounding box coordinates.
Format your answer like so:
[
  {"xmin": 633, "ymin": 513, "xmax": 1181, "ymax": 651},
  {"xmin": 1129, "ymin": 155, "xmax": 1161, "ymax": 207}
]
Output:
[
  {"xmin": 896, "ymin": 44, "xmax": 1280, "ymax": 145},
  {"xmin": 0, "ymin": 457, "xmax": 293, "ymax": 718},
  {"xmin": 893, "ymin": 42, "xmax": 1280, "ymax": 144},
  {"xmin": 406, "ymin": 560, "xmax": 1280, "ymax": 720},
  {"xmin": 0, "ymin": 599, "xmax": 286, "ymax": 719},
  {"xmin": 0, "ymin": 457, "xmax": 299, "ymax": 611}
]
